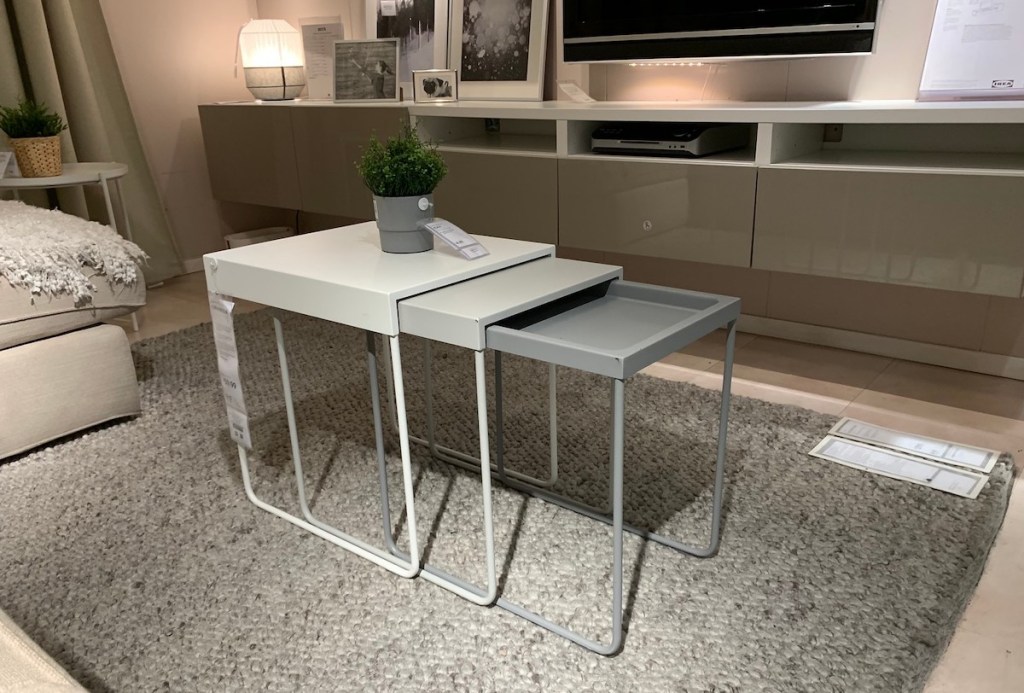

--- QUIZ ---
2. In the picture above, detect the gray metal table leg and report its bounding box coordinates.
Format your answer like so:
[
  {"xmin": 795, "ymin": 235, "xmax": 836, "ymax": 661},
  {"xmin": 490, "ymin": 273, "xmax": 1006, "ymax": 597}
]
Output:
[
  {"xmin": 491, "ymin": 319, "xmax": 737, "ymax": 558},
  {"xmin": 494, "ymin": 377, "xmax": 625, "ymax": 655}
]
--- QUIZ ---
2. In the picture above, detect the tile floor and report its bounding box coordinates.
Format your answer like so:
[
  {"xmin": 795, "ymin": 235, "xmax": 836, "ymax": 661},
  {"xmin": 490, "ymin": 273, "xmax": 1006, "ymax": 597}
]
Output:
[{"xmin": 119, "ymin": 271, "xmax": 1024, "ymax": 692}]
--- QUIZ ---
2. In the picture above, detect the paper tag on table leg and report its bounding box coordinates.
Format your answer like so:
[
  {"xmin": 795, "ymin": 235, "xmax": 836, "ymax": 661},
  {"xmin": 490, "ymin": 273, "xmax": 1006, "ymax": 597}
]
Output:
[
  {"xmin": 209, "ymin": 292, "xmax": 250, "ymax": 446},
  {"xmin": 419, "ymin": 219, "xmax": 489, "ymax": 260}
]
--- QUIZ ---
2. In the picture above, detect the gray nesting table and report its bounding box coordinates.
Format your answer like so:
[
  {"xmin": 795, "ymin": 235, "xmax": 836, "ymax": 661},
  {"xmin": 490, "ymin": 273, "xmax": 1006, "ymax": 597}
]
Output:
[{"xmin": 204, "ymin": 222, "xmax": 739, "ymax": 654}]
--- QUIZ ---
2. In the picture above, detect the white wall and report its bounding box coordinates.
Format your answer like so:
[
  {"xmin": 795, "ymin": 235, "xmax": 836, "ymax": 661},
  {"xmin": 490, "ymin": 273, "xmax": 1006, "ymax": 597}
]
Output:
[{"xmin": 100, "ymin": 0, "xmax": 289, "ymax": 272}]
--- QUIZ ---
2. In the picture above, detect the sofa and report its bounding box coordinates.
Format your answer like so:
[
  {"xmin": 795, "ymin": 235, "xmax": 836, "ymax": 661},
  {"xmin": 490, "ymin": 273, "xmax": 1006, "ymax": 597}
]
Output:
[
  {"xmin": 0, "ymin": 198, "xmax": 146, "ymax": 459},
  {"xmin": 0, "ymin": 607, "xmax": 85, "ymax": 692}
]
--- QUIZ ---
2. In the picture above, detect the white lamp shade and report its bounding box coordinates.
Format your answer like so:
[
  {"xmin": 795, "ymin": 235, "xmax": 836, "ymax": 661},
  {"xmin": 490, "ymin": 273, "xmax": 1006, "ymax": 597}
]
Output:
[{"xmin": 239, "ymin": 19, "xmax": 304, "ymax": 68}]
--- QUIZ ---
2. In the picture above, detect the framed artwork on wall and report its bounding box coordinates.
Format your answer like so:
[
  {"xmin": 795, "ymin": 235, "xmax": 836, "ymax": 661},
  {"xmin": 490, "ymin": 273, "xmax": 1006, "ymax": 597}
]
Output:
[
  {"xmin": 449, "ymin": 0, "xmax": 549, "ymax": 101},
  {"xmin": 333, "ymin": 38, "xmax": 401, "ymax": 102},
  {"xmin": 412, "ymin": 69, "xmax": 458, "ymax": 102},
  {"xmin": 366, "ymin": 0, "xmax": 450, "ymax": 99}
]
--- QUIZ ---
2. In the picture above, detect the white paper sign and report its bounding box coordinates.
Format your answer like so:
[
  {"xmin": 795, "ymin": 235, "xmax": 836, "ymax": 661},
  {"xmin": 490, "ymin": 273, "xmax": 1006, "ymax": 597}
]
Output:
[
  {"xmin": 810, "ymin": 436, "xmax": 987, "ymax": 499},
  {"xmin": 420, "ymin": 219, "xmax": 490, "ymax": 260},
  {"xmin": 557, "ymin": 80, "xmax": 596, "ymax": 103},
  {"xmin": 829, "ymin": 418, "xmax": 999, "ymax": 474},
  {"xmin": 919, "ymin": 0, "xmax": 1024, "ymax": 100},
  {"xmin": 0, "ymin": 152, "xmax": 11, "ymax": 179},
  {"xmin": 301, "ymin": 17, "xmax": 344, "ymax": 100},
  {"xmin": 380, "ymin": 1, "xmax": 398, "ymax": 17},
  {"xmin": 208, "ymin": 292, "xmax": 252, "ymax": 449}
]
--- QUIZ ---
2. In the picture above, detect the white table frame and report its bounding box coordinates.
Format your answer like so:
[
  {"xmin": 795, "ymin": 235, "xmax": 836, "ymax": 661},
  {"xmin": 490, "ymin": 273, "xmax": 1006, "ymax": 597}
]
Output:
[{"xmin": 204, "ymin": 224, "xmax": 554, "ymax": 602}]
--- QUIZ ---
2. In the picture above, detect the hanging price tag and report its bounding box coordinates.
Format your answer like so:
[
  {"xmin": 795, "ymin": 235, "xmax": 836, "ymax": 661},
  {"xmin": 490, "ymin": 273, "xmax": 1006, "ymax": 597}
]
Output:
[{"xmin": 209, "ymin": 292, "xmax": 252, "ymax": 449}]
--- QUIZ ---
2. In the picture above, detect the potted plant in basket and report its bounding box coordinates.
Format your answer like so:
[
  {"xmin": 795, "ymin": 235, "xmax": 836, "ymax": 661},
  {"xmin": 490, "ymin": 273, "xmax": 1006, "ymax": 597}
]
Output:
[
  {"xmin": 0, "ymin": 99, "xmax": 67, "ymax": 178},
  {"xmin": 356, "ymin": 124, "xmax": 447, "ymax": 253}
]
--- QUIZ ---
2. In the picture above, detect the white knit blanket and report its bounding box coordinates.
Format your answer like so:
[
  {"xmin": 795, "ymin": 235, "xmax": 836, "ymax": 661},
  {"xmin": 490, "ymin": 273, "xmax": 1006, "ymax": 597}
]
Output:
[{"xmin": 0, "ymin": 199, "xmax": 147, "ymax": 305}]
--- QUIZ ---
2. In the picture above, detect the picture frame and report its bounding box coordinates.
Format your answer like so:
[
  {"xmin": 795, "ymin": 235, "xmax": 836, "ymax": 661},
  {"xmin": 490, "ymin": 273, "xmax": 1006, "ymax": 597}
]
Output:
[
  {"xmin": 332, "ymin": 38, "xmax": 401, "ymax": 102},
  {"xmin": 449, "ymin": 0, "xmax": 549, "ymax": 101},
  {"xmin": 366, "ymin": 0, "xmax": 450, "ymax": 99},
  {"xmin": 412, "ymin": 69, "xmax": 458, "ymax": 103}
]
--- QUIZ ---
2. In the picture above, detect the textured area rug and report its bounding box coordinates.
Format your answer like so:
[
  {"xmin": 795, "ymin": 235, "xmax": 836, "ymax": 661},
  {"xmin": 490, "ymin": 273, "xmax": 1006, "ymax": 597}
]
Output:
[{"xmin": 0, "ymin": 311, "xmax": 1012, "ymax": 692}]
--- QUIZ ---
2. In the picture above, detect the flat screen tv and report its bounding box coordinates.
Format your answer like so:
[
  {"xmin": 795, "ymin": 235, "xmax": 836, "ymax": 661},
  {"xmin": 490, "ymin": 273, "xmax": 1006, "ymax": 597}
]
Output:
[{"xmin": 563, "ymin": 1, "xmax": 880, "ymax": 63}]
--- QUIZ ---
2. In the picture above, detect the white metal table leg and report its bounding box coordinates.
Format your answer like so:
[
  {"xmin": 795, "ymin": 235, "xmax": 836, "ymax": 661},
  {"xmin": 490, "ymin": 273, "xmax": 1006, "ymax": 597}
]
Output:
[
  {"xmin": 235, "ymin": 318, "xmax": 420, "ymax": 578},
  {"xmin": 377, "ymin": 349, "xmax": 498, "ymax": 605},
  {"xmin": 104, "ymin": 175, "xmax": 139, "ymax": 331}
]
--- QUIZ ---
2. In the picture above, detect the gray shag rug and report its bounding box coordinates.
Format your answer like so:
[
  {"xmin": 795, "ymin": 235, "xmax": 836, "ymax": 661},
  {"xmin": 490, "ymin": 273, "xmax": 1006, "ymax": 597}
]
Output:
[{"xmin": 0, "ymin": 311, "xmax": 1013, "ymax": 692}]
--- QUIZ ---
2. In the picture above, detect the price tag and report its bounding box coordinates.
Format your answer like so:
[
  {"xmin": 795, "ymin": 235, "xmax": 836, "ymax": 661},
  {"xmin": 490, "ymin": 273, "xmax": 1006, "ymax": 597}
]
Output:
[
  {"xmin": 420, "ymin": 219, "xmax": 489, "ymax": 260},
  {"xmin": 208, "ymin": 292, "xmax": 252, "ymax": 449}
]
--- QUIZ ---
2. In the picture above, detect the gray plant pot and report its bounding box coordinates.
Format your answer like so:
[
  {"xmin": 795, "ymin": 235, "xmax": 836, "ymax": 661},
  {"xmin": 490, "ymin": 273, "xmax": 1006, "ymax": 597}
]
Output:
[{"xmin": 372, "ymin": 194, "xmax": 435, "ymax": 253}]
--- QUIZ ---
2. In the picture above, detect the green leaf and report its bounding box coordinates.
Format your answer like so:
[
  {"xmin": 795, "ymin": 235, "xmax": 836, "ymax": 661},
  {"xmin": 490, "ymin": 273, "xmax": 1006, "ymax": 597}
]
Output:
[{"xmin": 355, "ymin": 123, "xmax": 447, "ymax": 197}]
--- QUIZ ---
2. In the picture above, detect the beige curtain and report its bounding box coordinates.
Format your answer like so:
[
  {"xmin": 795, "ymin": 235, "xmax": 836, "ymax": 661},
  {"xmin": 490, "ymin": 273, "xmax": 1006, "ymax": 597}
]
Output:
[{"xmin": 0, "ymin": 0, "xmax": 182, "ymax": 282}]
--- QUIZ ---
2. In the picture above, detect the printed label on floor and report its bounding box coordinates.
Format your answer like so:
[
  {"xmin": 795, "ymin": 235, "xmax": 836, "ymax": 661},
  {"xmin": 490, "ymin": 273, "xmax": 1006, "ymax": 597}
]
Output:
[
  {"xmin": 810, "ymin": 436, "xmax": 987, "ymax": 499},
  {"xmin": 829, "ymin": 418, "xmax": 999, "ymax": 474}
]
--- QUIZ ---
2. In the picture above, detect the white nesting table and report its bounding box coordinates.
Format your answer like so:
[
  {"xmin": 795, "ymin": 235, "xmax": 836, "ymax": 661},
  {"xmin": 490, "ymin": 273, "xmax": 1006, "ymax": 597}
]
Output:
[
  {"xmin": 204, "ymin": 222, "xmax": 555, "ymax": 601},
  {"xmin": 204, "ymin": 222, "xmax": 740, "ymax": 654}
]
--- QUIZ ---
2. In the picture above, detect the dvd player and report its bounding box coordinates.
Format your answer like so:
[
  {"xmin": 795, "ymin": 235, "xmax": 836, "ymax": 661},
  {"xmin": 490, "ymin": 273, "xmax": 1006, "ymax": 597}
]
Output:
[{"xmin": 591, "ymin": 123, "xmax": 749, "ymax": 158}]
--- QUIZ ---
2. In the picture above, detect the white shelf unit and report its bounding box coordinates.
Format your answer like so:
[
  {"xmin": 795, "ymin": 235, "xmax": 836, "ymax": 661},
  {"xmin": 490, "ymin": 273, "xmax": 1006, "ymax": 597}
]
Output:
[
  {"xmin": 762, "ymin": 122, "xmax": 1024, "ymax": 177},
  {"xmin": 413, "ymin": 115, "xmax": 557, "ymax": 158}
]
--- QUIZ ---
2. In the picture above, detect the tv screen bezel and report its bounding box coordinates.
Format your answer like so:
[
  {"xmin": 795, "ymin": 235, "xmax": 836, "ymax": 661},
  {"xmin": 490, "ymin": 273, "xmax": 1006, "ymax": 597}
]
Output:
[{"xmin": 562, "ymin": 1, "xmax": 880, "ymax": 64}]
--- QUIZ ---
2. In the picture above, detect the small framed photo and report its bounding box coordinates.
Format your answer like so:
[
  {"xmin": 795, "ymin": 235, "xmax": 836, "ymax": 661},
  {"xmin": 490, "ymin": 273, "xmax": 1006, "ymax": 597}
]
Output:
[
  {"xmin": 333, "ymin": 38, "xmax": 400, "ymax": 102},
  {"xmin": 412, "ymin": 69, "xmax": 458, "ymax": 103}
]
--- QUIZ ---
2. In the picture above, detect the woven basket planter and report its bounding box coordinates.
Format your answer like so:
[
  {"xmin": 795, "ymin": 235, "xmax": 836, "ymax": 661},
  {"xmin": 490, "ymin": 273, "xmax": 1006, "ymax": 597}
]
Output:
[{"xmin": 10, "ymin": 135, "xmax": 62, "ymax": 177}]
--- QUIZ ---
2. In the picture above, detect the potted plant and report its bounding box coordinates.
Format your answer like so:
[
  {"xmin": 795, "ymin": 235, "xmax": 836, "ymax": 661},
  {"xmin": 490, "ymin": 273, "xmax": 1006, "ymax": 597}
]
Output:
[
  {"xmin": 0, "ymin": 99, "xmax": 67, "ymax": 178},
  {"xmin": 356, "ymin": 124, "xmax": 447, "ymax": 253}
]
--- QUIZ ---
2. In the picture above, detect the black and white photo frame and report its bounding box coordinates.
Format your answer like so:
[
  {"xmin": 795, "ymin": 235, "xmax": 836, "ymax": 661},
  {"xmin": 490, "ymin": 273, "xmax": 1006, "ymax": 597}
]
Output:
[
  {"xmin": 449, "ymin": 0, "xmax": 549, "ymax": 101},
  {"xmin": 366, "ymin": 0, "xmax": 450, "ymax": 98},
  {"xmin": 412, "ymin": 69, "xmax": 458, "ymax": 103},
  {"xmin": 333, "ymin": 38, "xmax": 401, "ymax": 102}
]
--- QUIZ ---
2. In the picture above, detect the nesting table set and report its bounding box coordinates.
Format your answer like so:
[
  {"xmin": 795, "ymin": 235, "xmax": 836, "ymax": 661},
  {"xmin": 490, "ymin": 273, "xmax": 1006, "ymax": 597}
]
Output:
[{"xmin": 204, "ymin": 222, "xmax": 739, "ymax": 654}]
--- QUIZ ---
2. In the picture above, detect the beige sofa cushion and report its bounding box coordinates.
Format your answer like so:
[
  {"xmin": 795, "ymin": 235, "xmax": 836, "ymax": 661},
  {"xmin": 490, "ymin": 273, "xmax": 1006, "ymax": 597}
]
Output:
[
  {"xmin": 0, "ymin": 274, "xmax": 145, "ymax": 350},
  {"xmin": 0, "ymin": 607, "xmax": 85, "ymax": 692},
  {"xmin": 0, "ymin": 323, "xmax": 141, "ymax": 460}
]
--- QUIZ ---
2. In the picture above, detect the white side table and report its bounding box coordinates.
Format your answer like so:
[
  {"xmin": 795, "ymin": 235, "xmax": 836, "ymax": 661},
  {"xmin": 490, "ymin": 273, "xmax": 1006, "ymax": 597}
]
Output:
[
  {"xmin": 0, "ymin": 162, "xmax": 134, "ymax": 243},
  {"xmin": 0, "ymin": 162, "xmax": 139, "ymax": 330}
]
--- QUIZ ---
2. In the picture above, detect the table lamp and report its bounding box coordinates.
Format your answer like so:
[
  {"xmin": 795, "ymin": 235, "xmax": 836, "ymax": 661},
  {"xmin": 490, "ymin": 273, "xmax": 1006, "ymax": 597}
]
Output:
[{"xmin": 239, "ymin": 19, "xmax": 306, "ymax": 101}]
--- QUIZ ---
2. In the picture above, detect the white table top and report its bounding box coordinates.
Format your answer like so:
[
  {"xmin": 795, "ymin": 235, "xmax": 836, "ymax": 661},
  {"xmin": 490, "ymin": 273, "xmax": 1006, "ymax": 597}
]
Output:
[
  {"xmin": 0, "ymin": 161, "xmax": 128, "ymax": 189},
  {"xmin": 204, "ymin": 222, "xmax": 555, "ymax": 335}
]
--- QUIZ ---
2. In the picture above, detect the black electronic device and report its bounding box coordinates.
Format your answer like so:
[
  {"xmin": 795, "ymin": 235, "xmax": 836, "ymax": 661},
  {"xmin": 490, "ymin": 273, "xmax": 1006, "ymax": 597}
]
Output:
[
  {"xmin": 563, "ymin": 1, "xmax": 879, "ymax": 63},
  {"xmin": 591, "ymin": 123, "xmax": 749, "ymax": 158}
]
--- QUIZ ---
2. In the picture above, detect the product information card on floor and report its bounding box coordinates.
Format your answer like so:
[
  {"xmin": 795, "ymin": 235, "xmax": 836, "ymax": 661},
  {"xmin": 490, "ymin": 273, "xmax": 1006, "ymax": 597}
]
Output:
[{"xmin": 810, "ymin": 418, "xmax": 1001, "ymax": 499}]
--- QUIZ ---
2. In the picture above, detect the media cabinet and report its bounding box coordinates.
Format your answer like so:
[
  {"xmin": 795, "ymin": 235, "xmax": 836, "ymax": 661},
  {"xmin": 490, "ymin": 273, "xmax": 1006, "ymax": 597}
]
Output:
[{"xmin": 198, "ymin": 99, "xmax": 1024, "ymax": 378}]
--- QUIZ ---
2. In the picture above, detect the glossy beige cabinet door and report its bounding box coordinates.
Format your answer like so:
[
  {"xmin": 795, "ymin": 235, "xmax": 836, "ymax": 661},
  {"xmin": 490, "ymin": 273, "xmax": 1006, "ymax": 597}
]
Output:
[
  {"xmin": 198, "ymin": 105, "xmax": 301, "ymax": 209},
  {"xmin": 432, "ymin": 152, "xmax": 557, "ymax": 243},
  {"xmin": 290, "ymin": 106, "xmax": 408, "ymax": 218},
  {"xmin": 753, "ymin": 168, "xmax": 1024, "ymax": 297},
  {"xmin": 557, "ymin": 158, "xmax": 756, "ymax": 267}
]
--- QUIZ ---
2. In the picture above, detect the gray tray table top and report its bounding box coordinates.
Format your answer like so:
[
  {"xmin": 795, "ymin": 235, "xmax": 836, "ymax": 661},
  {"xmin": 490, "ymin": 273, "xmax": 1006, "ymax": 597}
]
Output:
[
  {"xmin": 203, "ymin": 222, "xmax": 554, "ymax": 336},
  {"xmin": 487, "ymin": 281, "xmax": 741, "ymax": 380},
  {"xmin": 397, "ymin": 257, "xmax": 622, "ymax": 349}
]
